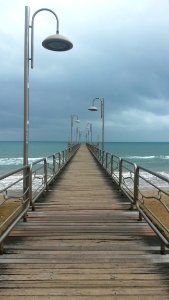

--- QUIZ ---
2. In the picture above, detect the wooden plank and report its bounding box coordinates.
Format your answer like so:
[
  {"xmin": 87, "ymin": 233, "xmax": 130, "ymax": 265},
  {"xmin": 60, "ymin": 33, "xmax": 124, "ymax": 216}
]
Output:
[
  {"xmin": 0, "ymin": 145, "xmax": 169, "ymax": 298},
  {"xmin": 0, "ymin": 287, "xmax": 169, "ymax": 296},
  {"xmin": 0, "ymin": 297, "xmax": 168, "ymax": 300}
]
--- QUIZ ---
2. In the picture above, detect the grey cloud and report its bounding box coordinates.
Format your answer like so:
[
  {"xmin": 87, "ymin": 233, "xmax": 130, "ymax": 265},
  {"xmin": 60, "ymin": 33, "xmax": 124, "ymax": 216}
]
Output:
[{"xmin": 1, "ymin": 0, "xmax": 169, "ymax": 141}]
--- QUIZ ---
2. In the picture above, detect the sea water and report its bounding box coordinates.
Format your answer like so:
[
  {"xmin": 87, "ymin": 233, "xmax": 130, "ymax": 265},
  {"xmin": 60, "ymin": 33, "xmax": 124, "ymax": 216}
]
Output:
[
  {"xmin": 0, "ymin": 141, "xmax": 67, "ymax": 174},
  {"xmin": 0, "ymin": 141, "xmax": 169, "ymax": 189},
  {"xmin": 0, "ymin": 141, "xmax": 169, "ymax": 173},
  {"xmin": 104, "ymin": 142, "xmax": 169, "ymax": 189},
  {"xmin": 0, "ymin": 141, "xmax": 68, "ymax": 194},
  {"xmin": 104, "ymin": 142, "xmax": 169, "ymax": 174}
]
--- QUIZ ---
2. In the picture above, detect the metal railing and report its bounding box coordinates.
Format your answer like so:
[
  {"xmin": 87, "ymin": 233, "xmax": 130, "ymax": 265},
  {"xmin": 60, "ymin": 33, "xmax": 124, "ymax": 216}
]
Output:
[
  {"xmin": 87, "ymin": 143, "xmax": 169, "ymax": 254},
  {"xmin": 0, "ymin": 144, "xmax": 80, "ymax": 253}
]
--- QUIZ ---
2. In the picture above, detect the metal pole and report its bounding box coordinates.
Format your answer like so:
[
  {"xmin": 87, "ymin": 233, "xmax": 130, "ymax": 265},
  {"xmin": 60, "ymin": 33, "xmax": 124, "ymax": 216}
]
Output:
[
  {"xmin": 79, "ymin": 131, "xmax": 82, "ymax": 143},
  {"xmin": 70, "ymin": 115, "xmax": 73, "ymax": 146},
  {"xmin": 24, "ymin": 6, "xmax": 30, "ymax": 166},
  {"xmin": 90, "ymin": 123, "xmax": 92, "ymax": 143},
  {"xmin": 70, "ymin": 114, "xmax": 79, "ymax": 146},
  {"xmin": 76, "ymin": 127, "xmax": 78, "ymax": 144},
  {"xmin": 101, "ymin": 98, "xmax": 104, "ymax": 164},
  {"xmin": 31, "ymin": 8, "xmax": 59, "ymax": 69}
]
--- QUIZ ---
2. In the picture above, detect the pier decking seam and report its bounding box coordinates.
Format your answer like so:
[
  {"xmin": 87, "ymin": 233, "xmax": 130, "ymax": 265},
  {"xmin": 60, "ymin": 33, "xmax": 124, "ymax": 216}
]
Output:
[{"xmin": 0, "ymin": 145, "xmax": 168, "ymax": 299}]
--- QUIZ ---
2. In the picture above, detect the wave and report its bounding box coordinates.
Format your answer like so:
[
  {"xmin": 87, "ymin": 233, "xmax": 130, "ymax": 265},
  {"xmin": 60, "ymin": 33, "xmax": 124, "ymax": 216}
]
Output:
[
  {"xmin": 0, "ymin": 174, "xmax": 47, "ymax": 193},
  {"xmin": 1, "ymin": 155, "xmax": 169, "ymax": 166},
  {"xmin": 0, "ymin": 170, "xmax": 169, "ymax": 192},
  {"xmin": 126, "ymin": 155, "xmax": 169, "ymax": 160},
  {"xmin": 0, "ymin": 157, "xmax": 47, "ymax": 166},
  {"xmin": 126, "ymin": 156, "xmax": 155, "ymax": 160},
  {"xmin": 113, "ymin": 170, "xmax": 169, "ymax": 189}
]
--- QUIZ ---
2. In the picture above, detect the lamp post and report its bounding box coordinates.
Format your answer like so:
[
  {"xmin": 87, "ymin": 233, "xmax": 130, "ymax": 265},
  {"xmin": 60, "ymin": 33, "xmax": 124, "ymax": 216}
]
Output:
[
  {"xmin": 76, "ymin": 127, "xmax": 80, "ymax": 144},
  {"xmin": 70, "ymin": 114, "xmax": 80, "ymax": 145},
  {"xmin": 86, "ymin": 128, "xmax": 90, "ymax": 143},
  {"xmin": 78, "ymin": 130, "xmax": 82, "ymax": 143},
  {"xmin": 86, "ymin": 122, "xmax": 93, "ymax": 143},
  {"xmin": 88, "ymin": 97, "xmax": 104, "ymax": 163},
  {"xmin": 24, "ymin": 6, "xmax": 73, "ymax": 166}
]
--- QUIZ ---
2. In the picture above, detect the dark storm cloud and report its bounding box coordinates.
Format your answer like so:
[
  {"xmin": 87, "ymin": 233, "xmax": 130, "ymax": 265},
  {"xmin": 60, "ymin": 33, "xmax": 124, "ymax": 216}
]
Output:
[{"xmin": 1, "ymin": 0, "xmax": 169, "ymax": 141}]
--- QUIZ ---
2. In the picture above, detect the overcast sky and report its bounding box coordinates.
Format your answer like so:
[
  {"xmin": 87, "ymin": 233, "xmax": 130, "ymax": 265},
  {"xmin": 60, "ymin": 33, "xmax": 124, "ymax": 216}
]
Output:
[{"xmin": 1, "ymin": 0, "xmax": 169, "ymax": 142}]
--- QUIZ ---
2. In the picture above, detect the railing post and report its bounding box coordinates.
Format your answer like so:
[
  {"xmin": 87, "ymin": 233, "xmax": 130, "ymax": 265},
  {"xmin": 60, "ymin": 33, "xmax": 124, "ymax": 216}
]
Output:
[
  {"xmin": 61, "ymin": 151, "xmax": 63, "ymax": 167},
  {"xmin": 65, "ymin": 149, "xmax": 67, "ymax": 162},
  {"xmin": 119, "ymin": 158, "xmax": 122, "ymax": 189},
  {"xmin": 97, "ymin": 147, "xmax": 99, "ymax": 160},
  {"xmin": 106, "ymin": 153, "xmax": 108, "ymax": 169},
  {"xmin": 28, "ymin": 165, "xmax": 34, "ymax": 211},
  {"xmin": 53, "ymin": 154, "xmax": 56, "ymax": 175},
  {"xmin": 23, "ymin": 165, "xmax": 30, "ymax": 220},
  {"xmin": 65, "ymin": 149, "xmax": 67, "ymax": 163},
  {"xmin": 102, "ymin": 151, "xmax": 104, "ymax": 166},
  {"xmin": 67, "ymin": 149, "xmax": 69, "ymax": 161},
  {"xmin": 62, "ymin": 150, "xmax": 65, "ymax": 165},
  {"xmin": 111, "ymin": 155, "xmax": 113, "ymax": 177},
  {"xmin": 133, "ymin": 164, "xmax": 139, "ymax": 208},
  {"xmin": 68, "ymin": 146, "xmax": 71, "ymax": 159},
  {"xmin": 99, "ymin": 149, "xmax": 101, "ymax": 162},
  {"xmin": 44, "ymin": 158, "xmax": 48, "ymax": 191},
  {"xmin": 58, "ymin": 152, "xmax": 61, "ymax": 169}
]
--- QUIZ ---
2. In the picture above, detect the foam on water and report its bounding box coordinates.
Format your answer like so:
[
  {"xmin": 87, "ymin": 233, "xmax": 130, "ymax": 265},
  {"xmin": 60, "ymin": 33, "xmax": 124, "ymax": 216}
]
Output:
[
  {"xmin": 126, "ymin": 155, "xmax": 169, "ymax": 160},
  {"xmin": 0, "ymin": 157, "xmax": 44, "ymax": 166}
]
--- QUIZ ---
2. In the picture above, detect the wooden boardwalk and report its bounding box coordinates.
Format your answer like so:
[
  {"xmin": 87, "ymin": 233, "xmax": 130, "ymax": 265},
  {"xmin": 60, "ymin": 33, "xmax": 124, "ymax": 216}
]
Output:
[{"xmin": 0, "ymin": 145, "xmax": 169, "ymax": 299}]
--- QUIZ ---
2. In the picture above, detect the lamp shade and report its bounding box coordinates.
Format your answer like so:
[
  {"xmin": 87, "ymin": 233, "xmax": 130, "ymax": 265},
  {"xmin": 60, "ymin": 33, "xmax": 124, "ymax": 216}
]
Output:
[
  {"xmin": 75, "ymin": 119, "xmax": 80, "ymax": 123},
  {"xmin": 42, "ymin": 34, "xmax": 73, "ymax": 51},
  {"xmin": 88, "ymin": 105, "xmax": 98, "ymax": 111}
]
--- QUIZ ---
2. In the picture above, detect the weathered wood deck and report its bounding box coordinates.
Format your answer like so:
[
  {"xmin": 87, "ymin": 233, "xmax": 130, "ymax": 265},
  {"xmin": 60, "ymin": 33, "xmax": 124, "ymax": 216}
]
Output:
[{"xmin": 0, "ymin": 145, "xmax": 169, "ymax": 299}]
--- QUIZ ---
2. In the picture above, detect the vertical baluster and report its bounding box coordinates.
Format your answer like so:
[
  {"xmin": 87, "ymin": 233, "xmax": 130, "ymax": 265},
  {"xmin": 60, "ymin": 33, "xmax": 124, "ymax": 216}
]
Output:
[{"xmin": 119, "ymin": 158, "xmax": 122, "ymax": 189}]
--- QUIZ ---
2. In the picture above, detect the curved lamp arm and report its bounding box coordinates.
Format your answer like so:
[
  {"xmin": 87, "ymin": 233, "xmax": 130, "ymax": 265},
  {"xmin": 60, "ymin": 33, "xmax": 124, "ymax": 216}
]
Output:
[
  {"xmin": 30, "ymin": 8, "xmax": 59, "ymax": 69},
  {"xmin": 89, "ymin": 97, "xmax": 104, "ymax": 161},
  {"xmin": 71, "ymin": 114, "xmax": 80, "ymax": 127},
  {"xmin": 92, "ymin": 97, "xmax": 104, "ymax": 119}
]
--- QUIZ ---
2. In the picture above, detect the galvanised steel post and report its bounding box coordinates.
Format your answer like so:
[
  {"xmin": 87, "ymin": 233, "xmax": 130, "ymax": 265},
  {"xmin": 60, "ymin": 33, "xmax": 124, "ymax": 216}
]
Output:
[
  {"xmin": 106, "ymin": 153, "xmax": 108, "ymax": 169},
  {"xmin": 70, "ymin": 114, "xmax": 80, "ymax": 146},
  {"xmin": 53, "ymin": 154, "xmax": 56, "ymax": 175},
  {"xmin": 134, "ymin": 164, "xmax": 139, "ymax": 209},
  {"xmin": 24, "ymin": 5, "xmax": 73, "ymax": 166},
  {"xmin": 86, "ymin": 122, "xmax": 93, "ymax": 144},
  {"xmin": 23, "ymin": 5, "xmax": 73, "ymax": 203},
  {"xmin": 24, "ymin": 6, "xmax": 29, "ymax": 167},
  {"xmin": 119, "ymin": 158, "xmax": 122, "ymax": 190},
  {"xmin": 58, "ymin": 152, "xmax": 61, "ymax": 169},
  {"xmin": 44, "ymin": 158, "xmax": 48, "ymax": 191},
  {"xmin": 101, "ymin": 97, "xmax": 104, "ymax": 165},
  {"xmin": 88, "ymin": 97, "xmax": 104, "ymax": 164},
  {"xmin": 111, "ymin": 155, "xmax": 113, "ymax": 177}
]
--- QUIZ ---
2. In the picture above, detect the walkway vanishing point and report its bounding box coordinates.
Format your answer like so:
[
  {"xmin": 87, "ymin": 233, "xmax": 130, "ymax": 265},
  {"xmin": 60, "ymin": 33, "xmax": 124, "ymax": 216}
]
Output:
[{"xmin": 0, "ymin": 145, "xmax": 169, "ymax": 299}]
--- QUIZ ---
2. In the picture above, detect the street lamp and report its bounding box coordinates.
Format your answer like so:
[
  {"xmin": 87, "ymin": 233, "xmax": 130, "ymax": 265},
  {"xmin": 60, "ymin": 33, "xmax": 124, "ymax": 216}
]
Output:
[
  {"xmin": 85, "ymin": 128, "xmax": 90, "ymax": 143},
  {"xmin": 70, "ymin": 114, "xmax": 80, "ymax": 145},
  {"xmin": 24, "ymin": 6, "xmax": 73, "ymax": 166},
  {"xmin": 76, "ymin": 127, "xmax": 80, "ymax": 144},
  {"xmin": 88, "ymin": 97, "xmax": 104, "ymax": 163},
  {"xmin": 86, "ymin": 122, "xmax": 93, "ymax": 143},
  {"xmin": 78, "ymin": 130, "xmax": 82, "ymax": 143}
]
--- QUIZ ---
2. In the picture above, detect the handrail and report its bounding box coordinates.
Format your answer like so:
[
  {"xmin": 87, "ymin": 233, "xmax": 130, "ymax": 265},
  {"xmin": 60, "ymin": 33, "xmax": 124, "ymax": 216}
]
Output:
[
  {"xmin": 87, "ymin": 143, "xmax": 169, "ymax": 254},
  {"xmin": 29, "ymin": 144, "xmax": 80, "ymax": 207},
  {"xmin": 0, "ymin": 143, "xmax": 80, "ymax": 253}
]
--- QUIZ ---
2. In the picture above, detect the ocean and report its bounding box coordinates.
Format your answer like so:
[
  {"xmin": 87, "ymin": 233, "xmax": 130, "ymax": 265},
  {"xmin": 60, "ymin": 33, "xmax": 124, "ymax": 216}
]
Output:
[
  {"xmin": 0, "ymin": 141, "xmax": 67, "ymax": 174},
  {"xmin": 0, "ymin": 141, "xmax": 169, "ymax": 176},
  {"xmin": 104, "ymin": 142, "xmax": 169, "ymax": 175}
]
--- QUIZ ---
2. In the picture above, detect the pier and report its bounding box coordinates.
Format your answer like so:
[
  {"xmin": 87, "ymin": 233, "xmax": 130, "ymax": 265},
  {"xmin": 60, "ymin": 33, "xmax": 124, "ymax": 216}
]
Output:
[{"xmin": 0, "ymin": 144, "xmax": 169, "ymax": 299}]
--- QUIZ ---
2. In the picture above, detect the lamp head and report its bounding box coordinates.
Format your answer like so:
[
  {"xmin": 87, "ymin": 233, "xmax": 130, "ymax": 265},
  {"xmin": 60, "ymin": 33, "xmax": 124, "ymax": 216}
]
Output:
[
  {"xmin": 42, "ymin": 33, "xmax": 73, "ymax": 51},
  {"xmin": 75, "ymin": 119, "xmax": 80, "ymax": 123},
  {"xmin": 88, "ymin": 105, "xmax": 98, "ymax": 111}
]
